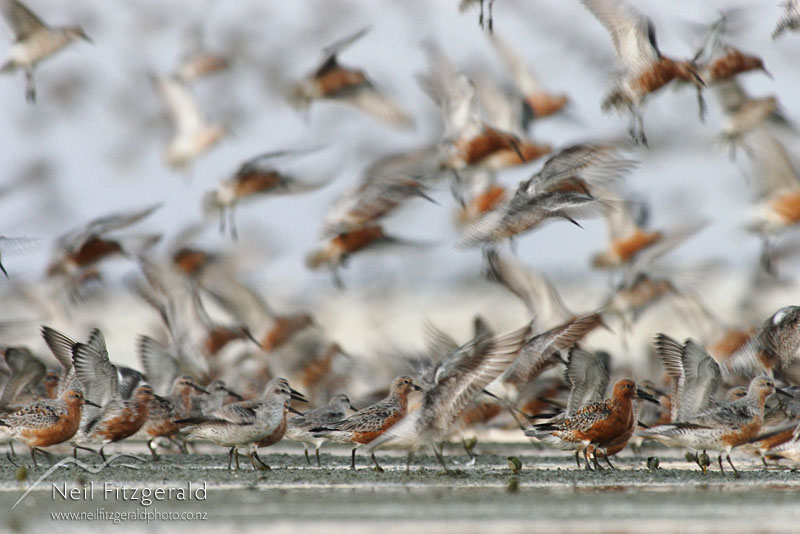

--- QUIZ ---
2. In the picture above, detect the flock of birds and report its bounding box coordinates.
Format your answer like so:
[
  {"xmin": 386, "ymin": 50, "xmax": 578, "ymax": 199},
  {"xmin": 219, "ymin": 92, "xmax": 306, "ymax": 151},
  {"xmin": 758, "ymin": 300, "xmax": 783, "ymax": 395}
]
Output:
[{"xmin": 2, "ymin": 0, "xmax": 800, "ymax": 477}]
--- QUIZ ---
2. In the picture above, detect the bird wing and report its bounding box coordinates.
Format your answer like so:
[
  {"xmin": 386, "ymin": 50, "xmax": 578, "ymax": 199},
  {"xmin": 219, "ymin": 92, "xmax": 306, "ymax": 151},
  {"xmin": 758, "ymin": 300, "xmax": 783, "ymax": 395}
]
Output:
[
  {"xmin": 484, "ymin": 247, "xmax": 571, "ymax": 319},
  {"xmin": 0, "ymin": 348, "xmax": 45, "ymax": 406},
  {"xmin": 501, "ymin": 313, "xmax": 603, "ymax": 388},
  {"xmin": 431, "ymin": 323, "xmax": 532, "ymax": 432},
  {"xmin": 3, "ymin": 400, "xmax": 64, "ymax": 429},
  {"xmin": 137, "ymin": 335, "xmax": 179, "ymax": 397},
  {"xmin": 713, "ymin": 79, "xmax": 747, "ymax": 114},
  {"xmin": 742, "ymin": 127, "xmax": 800, "ymax": 199},
  {"xmin": 338, "ymin": 86, "xmax": 415, "ymax": 129},
  {"xmin": 565, "ymin": 348, "xmax": 610, "ymax": 416},
  {"xmin": 581, "ymin": 0, "xmax": 660, "ymax": 74},
  {"xmin": 418, "ymin": 43, "xmax": 482, "ymax": 141},
  {"xmin": 523, "ymin": 143, "xmax": 635, "ymax": 196},
  {"xmin": 41, "ymin": 326, "xmax": 76, "ymax": 371},
  {"xmin": 0, "ymin": 0, "xmax": 46, "ymax": 41},
  {"xmin": 154, "ymin": 75, "xmax": 206, "ymax": 136},
  {"xmin": 654, "ymin": 332, "xmax": 685, "ymax": 422},
  {"xmin": 71, "ymin": 342, "xmax": 120, "ymax": 406}
]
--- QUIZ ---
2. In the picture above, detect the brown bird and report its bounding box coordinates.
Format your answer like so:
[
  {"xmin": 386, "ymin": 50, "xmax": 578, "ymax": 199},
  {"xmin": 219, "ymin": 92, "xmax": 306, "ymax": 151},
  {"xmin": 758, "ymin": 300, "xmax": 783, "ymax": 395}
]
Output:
[
  {"xmin": 488, "ymin": 33, "xmax": 568, "ymax": 121},
  {"xmin": 460, "ymin": 143, "xmax": 634, "ymax": 246},
  {"xmin": 581, "ymin": 0, "xmax": 704, "ymax": 146},
  {"xmin": 204, "ymin": 148, "xmax": 330, "ymax": 240},
  {"xmin": 740, "ymin": 127, "xmax": 800, "ymax": 275},
  {"xmin": 0, "ymin": 0, "xmax": 91, "ymax": 103},
  {"xmin": 0, "ymin": 389, "xmax": 99, "ymax": 467},
  {"xmin": 46, "ymin": 204, "xmax": 161, "ymax": 294},
  {"xmin": 291, "ymin": 27, "xmax": 413, "ymax": 129},
  {"xmin": 527, "ymin": 379, "xmax": 658, "ymax": 469},
  {"xmin": 312, "ymin": 376, "xmax": 421, "ymax": 471},
  {"xmin": 419, "ymin": 44, "xmax": 551, "ymax": 175}
]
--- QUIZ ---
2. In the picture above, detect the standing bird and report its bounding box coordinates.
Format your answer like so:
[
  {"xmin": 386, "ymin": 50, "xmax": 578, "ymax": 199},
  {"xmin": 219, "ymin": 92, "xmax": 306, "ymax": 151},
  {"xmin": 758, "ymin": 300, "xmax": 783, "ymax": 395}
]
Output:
[
  {"xmin": 312, "ymin": 376, "xmax": 421, "ymax": 471},
  {"xmin": 365, "ymin": 323, "xmax": 531, "ymax": 472},
  {"xmin": 0, "ymin": 0, "xmax": 91, "ymax": 103},
  {"xmin": 0, "ymin": 389, "xmax": 99, "ymax": 467},
  {"xmin": 290, "ymin": 27, "xmax": 413, "ymax": 129},
  {"xmin": 285, "ymin": 394, "xmax": 357, "ymax": 466},
  {"xmin": 140, "ymin": 375, "xmax": 209, "ymax": 459},
  {"xmin": 638, "ymin": 376, "xmax": 778, "ymax": 474},
  {"xmin": 152, "ymin": 74, "xmax": 225, "ymax": 171},
  {"xmin": 526, "ymin": 379, "xmax": 658, "ymax": 470},
  {"xmin": 178, "ymin": 378, "xmax": 306, "ymax": 471},
  {"xmin": 581, "ymin": 0, "xmax": 704, "ymax": 146},
  {"xmin": 69, "ymin": 341, "xmax": 146, "ymax": 459}
]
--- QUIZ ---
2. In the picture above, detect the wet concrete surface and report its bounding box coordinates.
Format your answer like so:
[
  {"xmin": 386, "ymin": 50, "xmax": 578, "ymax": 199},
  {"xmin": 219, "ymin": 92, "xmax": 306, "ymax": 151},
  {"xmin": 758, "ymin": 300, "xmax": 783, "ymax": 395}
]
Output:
[{"xmin": 1, "ymin": 442, "xmax": 799, "ymax": 533}]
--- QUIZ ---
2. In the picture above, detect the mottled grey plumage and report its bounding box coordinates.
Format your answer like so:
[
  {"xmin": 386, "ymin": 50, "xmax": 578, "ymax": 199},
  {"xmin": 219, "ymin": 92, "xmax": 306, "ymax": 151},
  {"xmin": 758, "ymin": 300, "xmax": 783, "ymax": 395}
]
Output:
[
  {"xmin": 366, "ymin": 323, "xmax": 531, "ymax": 471},
  {"xmin": 654, "ymin": 333, "xmax": 721, "ymax": 422},
  {"xmin": 286, "ymin": 393, "xmax": 355, "ymax": 465}
]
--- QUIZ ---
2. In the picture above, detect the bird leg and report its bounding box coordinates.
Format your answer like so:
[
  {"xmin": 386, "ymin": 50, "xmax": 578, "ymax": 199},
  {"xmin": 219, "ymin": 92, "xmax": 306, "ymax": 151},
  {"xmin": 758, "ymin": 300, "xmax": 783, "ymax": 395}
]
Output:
[
  {"xmin": 590, "ymin": 448, "xmax": 604, "ymax": 471},
  {"xmin": 725, "ymin": 454, "xmax": 739, "ymax": 477},
  {"xmin": 488, "ymin": 0, "xmax": 495, "ymax": 33},
  {"xmin": 24, "ymin": 69, "xmax": 36, "ymax": 104},
  {"xmin": 229, "ymin": 208, "xmax": 238, "ymax": 241},
  {"xmin": 6, "ymin": 449, "xmax": 19, "ymax": 468},
  {"xmin": 696, "ymin": 87, "xmax": 706, "ymax": 123},
  {"xmin": 350, "ymin": 447, "xmax": 357, "ymax": 470},
  {"xmin": 74, "ymin": 444, "xmax": 102, "ymax": 459},
  {"xmin": 315, "ymin": 445, "xmax": 322, "ymax": 467},
  {"xmin": 717, "ymin": 454, "xmax": 725, "ymax": 474},
  {"xmin": 303, "ymin": 445, "xmax": 311, "ymax": 465},
  {"xmin": 601, "ymin": 450, "xmax": 617, "ymax": 470},
  {"xmin": 433, "ymin": 443, "xmax": 449, "ymax": 473},
  {"xmin": 575, "ymin": 449, "xmax": 582, "ymax": 468},
  {"xmin": 583, "ymin": 447, "xmax": 593, "ymax": 471},
  {"xmin": 249, "ymin": 449, "xmax": 270, "ymax": 471},
  {"xmin": 406, "ymin": 451, "xmax": 414, "ymax": 474},
  {"xmin": 371, "ymin": 452, "xmax": 384, "ymax": 473}
]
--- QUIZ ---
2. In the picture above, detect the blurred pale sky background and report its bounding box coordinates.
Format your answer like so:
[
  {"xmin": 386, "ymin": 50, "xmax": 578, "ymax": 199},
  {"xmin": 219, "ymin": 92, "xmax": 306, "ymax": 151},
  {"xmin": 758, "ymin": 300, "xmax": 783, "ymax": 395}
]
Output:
[{"xmin": 1, "ymin": 0, "xmax": 798, "ymax": 376}]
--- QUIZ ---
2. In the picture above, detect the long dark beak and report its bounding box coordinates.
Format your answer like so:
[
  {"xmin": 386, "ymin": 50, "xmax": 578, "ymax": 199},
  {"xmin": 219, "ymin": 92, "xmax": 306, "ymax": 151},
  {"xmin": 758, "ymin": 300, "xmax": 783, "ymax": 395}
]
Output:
[
  {"xmin": 411, "ymin": 383, "xmax": 423, "ymax": 392},
  {"xmin": 636, "ymin": 387, "xmax": 660, "ymax": 405},
  {"xmin": 191, "ymin": 383, "xmax": 210, "ymax": 395},
  {"xmin": 225, "ymin": 387, "xmax": 244, "ymax": 401},
  {"xmin": 0, "ymin": 260, "xmax": 7, "ymax": 278},
  {"xmin": 349, "ymin": 404, "xmax": 359, "ymax": 412},
  {"xmin": 776, "ymin": 387, "xmax": 793, "ymax": 398},
  {"xmin": 290, "ymin": 388, "xmax": 308, "ymax": 403},
  {"xmin": 84, "ymin": 399, "xmax": 101, "ymax": 408},
  {"xmin": 153, "ymin": 394, "xmax": 169, "ymax": 403},
  {"xmin": 287, "ymin": 405, "xmax": 305, "ymax": 416},
  {"xmin": 244, "ymin": 328, "xmax": 261, "ymax": 347}
]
